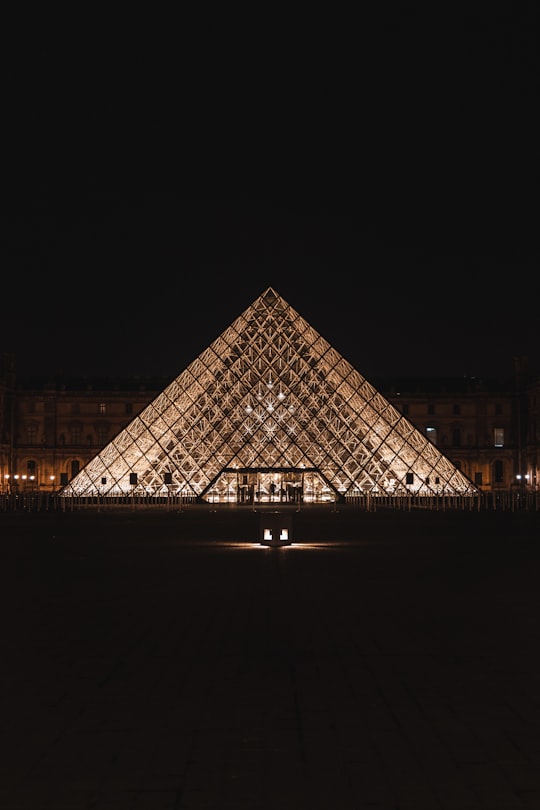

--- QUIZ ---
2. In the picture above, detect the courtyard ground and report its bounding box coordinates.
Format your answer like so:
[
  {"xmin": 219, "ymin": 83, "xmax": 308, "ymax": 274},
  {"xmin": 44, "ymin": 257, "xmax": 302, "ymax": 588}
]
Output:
[{"xmin": 1, "ymin": 504, "xmax": 539, "ymax": 809}]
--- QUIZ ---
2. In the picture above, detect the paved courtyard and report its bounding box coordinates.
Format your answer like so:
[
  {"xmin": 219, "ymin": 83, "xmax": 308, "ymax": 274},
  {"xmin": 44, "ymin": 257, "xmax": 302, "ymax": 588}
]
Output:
[{"xmin": 1, "ymin": 505, "xmax": 540, "ymax": 809}]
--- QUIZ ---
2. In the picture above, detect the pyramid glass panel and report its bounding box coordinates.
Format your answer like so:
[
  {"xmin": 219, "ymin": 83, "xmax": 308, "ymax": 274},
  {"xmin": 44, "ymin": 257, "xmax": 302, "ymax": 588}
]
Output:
[{"xmin": 60, "ymin": 287, "xmax": 478, "ymax": 503}]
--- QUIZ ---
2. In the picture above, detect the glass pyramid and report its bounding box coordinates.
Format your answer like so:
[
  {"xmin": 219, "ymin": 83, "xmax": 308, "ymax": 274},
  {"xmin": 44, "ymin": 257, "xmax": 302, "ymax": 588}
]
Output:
[{"xmin": 60, "ymin": 287, "xmax": 478, "ymax": 503}]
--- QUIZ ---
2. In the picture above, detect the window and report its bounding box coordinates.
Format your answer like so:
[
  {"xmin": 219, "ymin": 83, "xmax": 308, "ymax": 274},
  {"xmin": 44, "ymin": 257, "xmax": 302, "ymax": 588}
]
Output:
[
  {"xmin": 427, "ymin": 403, "xmax": 435, "ymax": 415},
  {"xmin": 71, "ymin": 402, "xmax": 80, "ymax": 414},
  {"xmin": 453, "ymin": 404, "xmax": 460, "ymax": 415},
  {"xmin": 125, "ymin": 402, "xmax": 133, "ymax": 415},
  {"xmin": 26, "ymin": 424, "xmax": 38, "ymax": 443},
  {"xmin": 452, "ymin": 428, "xmax": 461, "ymax": 446},
  {"xmin": 494, "ymin": 460, "xmax": 504, "ymax": 483},
  {"xmin": 475, "ymin": 471, "xmax": 483, "ymax": 486},
  {"xmin": 70, "ymin": 426, "xmax": 82, "ymax": 443},
  {"xmin": 494, "ymin": 428, "xmax": 504, "ymax": 447},
  {"xmin": 99, "ymin": 403, "xmax": 106, "ymax": 414},
  {"xmin": 495, "ymin": 403, "xmax": 502, "ymax": 415},
  {"xmin": 401, "ymin": 403, "xmax": 409, "ymax": 415},
  {"xmin": 70, "ymin": 460, "xmax": 80, "ymax": 478},
  {"xmin": 426, "ymin": 426, "xmax": 437, "ymax": 444},
  {"xmin": 96, "ymin": 426, "xmax": 108, "ymax": 445}
]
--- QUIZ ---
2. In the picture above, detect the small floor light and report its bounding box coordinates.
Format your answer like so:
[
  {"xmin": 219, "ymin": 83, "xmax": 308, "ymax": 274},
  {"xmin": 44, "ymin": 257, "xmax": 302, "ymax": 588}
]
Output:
[{"xmin": 260, "ymin": 511, "xmax": 293, "ymax": 546}]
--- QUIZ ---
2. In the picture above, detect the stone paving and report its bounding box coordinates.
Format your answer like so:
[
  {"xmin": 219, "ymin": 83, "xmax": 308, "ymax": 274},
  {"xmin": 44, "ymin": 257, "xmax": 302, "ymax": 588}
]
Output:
[{"xmin": 1, "ymin": 505, "xmax": 540, "ymax": 809}]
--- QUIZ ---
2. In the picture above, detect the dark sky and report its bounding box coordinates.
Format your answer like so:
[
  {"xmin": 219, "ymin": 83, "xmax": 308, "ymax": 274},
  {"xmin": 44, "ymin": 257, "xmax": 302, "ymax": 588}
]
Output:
[
  {"xmin": 2, "ymin": 5, "xmax": 536, "ymax": 385},
  {"xmin": 2, "ymin": 190, "xmax": 536, "ymax": 385}
]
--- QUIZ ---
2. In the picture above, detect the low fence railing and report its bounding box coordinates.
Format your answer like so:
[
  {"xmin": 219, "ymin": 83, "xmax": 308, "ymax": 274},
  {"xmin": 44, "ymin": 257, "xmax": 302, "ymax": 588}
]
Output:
[{"xmin": 1, "ymin": 491, "xmax": 538, "ymax": 513}]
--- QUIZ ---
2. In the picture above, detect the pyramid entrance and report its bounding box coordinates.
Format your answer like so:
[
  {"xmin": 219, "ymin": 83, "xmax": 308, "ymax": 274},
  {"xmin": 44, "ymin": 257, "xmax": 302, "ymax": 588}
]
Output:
[{"xmin": 204, "ymin": 467, "xmax": 336, "ymax": 504}]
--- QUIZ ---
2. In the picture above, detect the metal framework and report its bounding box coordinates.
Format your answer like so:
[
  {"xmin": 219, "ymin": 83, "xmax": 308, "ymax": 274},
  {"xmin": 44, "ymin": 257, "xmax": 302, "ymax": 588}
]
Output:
[{"xmin": 60, "ymin": 287, "xmax": 478, "ymax": 502}]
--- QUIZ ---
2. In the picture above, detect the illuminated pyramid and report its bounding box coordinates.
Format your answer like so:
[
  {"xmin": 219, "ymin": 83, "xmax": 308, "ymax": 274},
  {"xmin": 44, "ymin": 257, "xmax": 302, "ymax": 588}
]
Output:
[{"xmin": 60, "ymin": 287, "xmax": 477, "ymax": 502}]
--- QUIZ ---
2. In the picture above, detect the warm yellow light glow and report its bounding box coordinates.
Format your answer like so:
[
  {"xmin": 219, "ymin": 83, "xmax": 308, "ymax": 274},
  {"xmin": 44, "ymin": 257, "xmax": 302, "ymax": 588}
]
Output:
[
  {"xmin": 194, "ymin": 541, "xmax": 342, "ymax": 551},
  {"xmin": 222, "ymin": 542, "xmax": 333, "ymax": 551},
  {"xmin": 59, "ymin": 286, "xmax": 479, "ymax": 501}
]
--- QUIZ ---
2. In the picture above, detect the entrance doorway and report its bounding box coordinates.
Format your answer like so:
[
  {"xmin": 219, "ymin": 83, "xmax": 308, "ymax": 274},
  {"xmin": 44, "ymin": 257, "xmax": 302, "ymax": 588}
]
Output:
[{"xmin": 203, "ymin": 468, "xmax": 337, "ymax": 504}]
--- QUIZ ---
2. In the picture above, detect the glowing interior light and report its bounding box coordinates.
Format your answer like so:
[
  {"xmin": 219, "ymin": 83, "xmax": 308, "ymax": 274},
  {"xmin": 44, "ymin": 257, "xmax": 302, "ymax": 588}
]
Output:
[
  {"xmin": 60, "ymin": 286, "xmax": 479, "ymax": 502},
  {"xmin": 262, "ymin": 528, "xmax": 289, "ymax": 542}
]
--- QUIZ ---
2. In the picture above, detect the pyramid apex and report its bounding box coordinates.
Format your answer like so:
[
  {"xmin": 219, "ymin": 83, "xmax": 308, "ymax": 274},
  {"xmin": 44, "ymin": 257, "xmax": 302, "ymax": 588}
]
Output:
[{"xmin": 260, "ymin": 286, "xmax": 280, "ymax": 304}]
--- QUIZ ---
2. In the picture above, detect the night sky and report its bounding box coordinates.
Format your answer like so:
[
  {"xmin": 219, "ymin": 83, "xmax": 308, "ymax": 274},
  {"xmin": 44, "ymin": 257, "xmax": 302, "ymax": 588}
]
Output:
[{"xmin": 2, "ymin": 5, "xmax": 536, "ymax": 385}]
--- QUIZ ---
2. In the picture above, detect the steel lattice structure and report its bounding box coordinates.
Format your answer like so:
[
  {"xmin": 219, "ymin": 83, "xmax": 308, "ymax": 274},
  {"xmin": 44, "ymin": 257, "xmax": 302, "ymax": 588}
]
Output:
[{"xmin": 60, "ymin": 287, "xmax": 478, "ymax": 502}]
